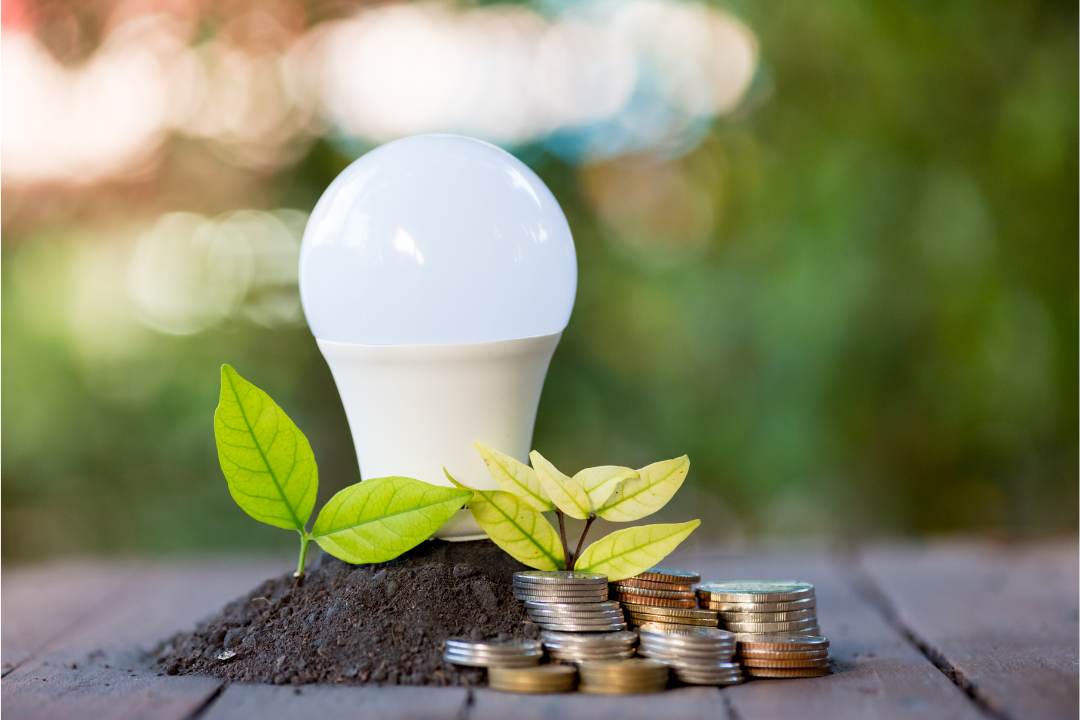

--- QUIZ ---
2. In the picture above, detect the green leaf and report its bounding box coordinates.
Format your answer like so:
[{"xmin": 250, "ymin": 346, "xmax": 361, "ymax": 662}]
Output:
[
  {"xmin": 530, "ymin": 451, "xmax": 591, "ymax": 520},
  {"xmin": 311, "ymin": 477, "xmax": 470, "ymax": 564},
  {"xmin": 445, "ymin": 469, "xmax": 565, "ymax": 570},
  {"xmin": 475, "ymin": 442, "xmax": 552, "ymax": 511},
  {"xmin": 596, "ymin": 455, "xmax": 690, "ymax": 522},
  {"xmin": 574, "ymin": 520, "xmax": 700, "ymax": 581},
  {"xmin": 575, "ymin": 466, "xmax": 637, "ymax": 510},
  {"xmin": 214, "ymin": 364, "xmax": 318, "ymax": 532}
]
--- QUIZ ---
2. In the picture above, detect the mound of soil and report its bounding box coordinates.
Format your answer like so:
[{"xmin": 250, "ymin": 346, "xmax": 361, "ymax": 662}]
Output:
[{"xmin": 156, "ymin": 540, "xmax": 536, "ymax": 686}]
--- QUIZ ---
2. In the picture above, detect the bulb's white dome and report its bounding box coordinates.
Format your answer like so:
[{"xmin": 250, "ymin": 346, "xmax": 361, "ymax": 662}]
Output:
[{"xmin": 299, "ymin": 134, "xmax": 577, "ymax": 345}]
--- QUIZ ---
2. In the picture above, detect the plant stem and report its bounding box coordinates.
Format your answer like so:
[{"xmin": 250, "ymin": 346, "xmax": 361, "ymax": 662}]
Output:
[
  {"xmin": 556, "ymin": 510, "xmax": 571, "ymax": 569},
  {"xmin": 571, "ymin": 514, "xmax": 596, "ymax": 570},
  {"xmin": 294, "ymin": 533, "xmax": 310, "ymax": 584}
]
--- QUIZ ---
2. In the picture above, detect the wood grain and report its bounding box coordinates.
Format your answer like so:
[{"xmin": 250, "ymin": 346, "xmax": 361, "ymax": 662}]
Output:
[
  {"xmin": 203, "ymin": 683, "xmax": 469, "ymax": 720},
  {"xmin": 860, "ymin": 539, "xmax": 1079, "ymax": 720}
]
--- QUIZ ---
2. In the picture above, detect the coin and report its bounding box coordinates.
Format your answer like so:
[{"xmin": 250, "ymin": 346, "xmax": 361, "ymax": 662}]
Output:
[
  {"xmin": 622, "ymin": 603, "xmax": 718, "ymax": 619},
  {"xmin": 732, "ymin": 628, "xmax": 820, "ymax": 641},
  {"xmin": 738, "ymin": 648, "xmax": 829, "ymax": 660},
  {"xmin": 488, "ymin": 664, "xmax": 577, "ymax": 693},
  {"xmin": 722, "ymin": 618, "xmax": 820, "ymax": 633},
  {"xmin": 697, "ymin": 581, "xmax": 815, "ymax": 603},
  {"xmin": 516, "ymin": 592, "xmax": 609, "ymax": 602},
  {"xmin": 528, "ymin": 606, "xmax": 625, "ymax": 617},
  {"xmin": 637, "ymin": 625, "xmax": 734, "ymax": 643},
  {"xmin": 616, "ymin": 593, "xmax": 698, "ymax": 608},
  {"xmin": 442, "ymin": 651, "xmax": 541, "ymax": 668},
  {"xmin": 611, "ymin": 585, "xmax": 696, "ymax": 600},
  {"xmin": 717, "ymin": 608, "xmax": 818, "ymax": 623},
  {"xmin": 635, "ymin": 567, "xmax": 701, "ymax": 584},
  {"xmin": 541, "ymin": 630, "xmax": 638, "ymax": 646},
  {"xmin": 524, "ymin": 600, "xmax": 622, "ymax": 612},
  {"xmin": 737, "ymin": 634, "xmax": 830, "ymax": 651},
  {"xmin": 745, "ymin": 666, "xmax": 829, "ymax": 678},
  {"xmin": 533, "ymin": 616, "xmax": 626, "ymax": 627},
  {"xmin": 741, "ymin": 656, "xmax": 830, "ymax": 668},
  {"xmin": 616, "ymin": 577, "xmax": 695, "ymax": 592},
  {"xmin": 534, "ymin": 622, "xmax": 628, "ymax": 632},
  {"xmin": 629, "ymin": 612, "xmax": 717, "ymax": 627},
  {"xmin": 514, "ymin": 571, "xmax": 607, "ymax": 584},
  {"xmin": 702, "ymin": 597, "xmax": 817, "ymax": 613},
  {"xmin": 444, "ymin": 638, "xmax": 541, "ymax": 654}
]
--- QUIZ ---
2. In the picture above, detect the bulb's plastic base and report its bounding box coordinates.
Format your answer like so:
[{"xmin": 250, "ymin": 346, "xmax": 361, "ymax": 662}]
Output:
[
  {"xmin": 436, "ymin": 508, "xmax": 488, "ymax": 541},
  {"xmin": 316, "ymin": 334, "xmax": 562, "ymax": 542}
]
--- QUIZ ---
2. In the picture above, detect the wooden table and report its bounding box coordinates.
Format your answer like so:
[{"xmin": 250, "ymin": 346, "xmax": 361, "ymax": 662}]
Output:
[{"xmin": 3, "ymin": 539, "xmax": 1076, "ymax": 720}]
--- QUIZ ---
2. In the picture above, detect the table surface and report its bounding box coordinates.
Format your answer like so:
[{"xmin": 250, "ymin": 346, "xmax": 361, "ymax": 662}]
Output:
[{"xmin": 2, "ymin": 538, "xmax": 1077, "ymax": 720}]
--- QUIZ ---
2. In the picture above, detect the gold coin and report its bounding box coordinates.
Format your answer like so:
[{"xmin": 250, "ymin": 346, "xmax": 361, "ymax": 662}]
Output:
[
  {"xmin": 617, "ymin": 593, "xmax": 698, "ymax": 608},
  {"xmin": 717, "ymin": 609, "xmax": 818, "ymax": 623},
  {"xmin": 635, "ymin": 567, "xmax": 701, "ymax": 584},
  {"xmin": 745, "ymin": 666, "xmax": 829, "ymax": 678},
  {"xmin": 702, "ymin": 597, "xmax": 816, "ymax": 613},
  {"xmin": 622, "ymin": 603, "xmax": 717, "ymax": 619},
  {"xmin": 611, "ymin": 585, "xmax": 696, "ymax": 600},
  {"xmin": 739, "ymin": 648, "xmax": 829, "ymax": 660},
  {"xmin": 737, "ymin": 634, "xmax": 830, "ymax": 651},
  {"xmin": 741, "ymin": 656, "xmax": 830, "ymax": 668},
  {"xmin": 488, "ymin": 664, "xmax": 577, "ymax": 693},
  {"xmin": 697, "ymin": 581, "xmax": 814, "ymax": 603},
  {"xmin": 630, "ymin": 613, "xmax": 717, "ymax": 627},
  {"xmin": 722, "ymin": 617, "xmax": 820, "ymax": 633},
  {"xmin": 616, "ymin": 577, "xmax": 695, "ymax": 592}
]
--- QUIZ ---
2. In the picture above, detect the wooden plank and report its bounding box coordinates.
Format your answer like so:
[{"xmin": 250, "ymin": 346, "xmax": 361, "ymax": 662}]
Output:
[
  {"xmin": 860, "ymin": 539, "xmax": 1079, "ymax": 720},
  {"xmin": 203, "ymin": 683, "xmax": 468, "ymax": 720},
  {"xmin": 3, "ymin": 557, "xmax": 281, "ymax": 720},
  {"xmin": 2, "ymin": 560, "xmax": 137, "ymax": 674},
  {"xmin": 1, "ymin": 663, "xmax": 222, "ymax": 720},
  {"xmin": 680, "ymin": 547, "xmax": 985, "ymax": 720},
  {"xmin": 469, "ymin": 686, "xmax": 724, "ymax": 720}
]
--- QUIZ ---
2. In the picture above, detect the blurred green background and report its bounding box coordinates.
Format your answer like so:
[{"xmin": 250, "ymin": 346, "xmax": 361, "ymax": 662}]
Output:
[{"xmin": 3, "ymin": 0, "xmax": 1076, "ymax": 561}]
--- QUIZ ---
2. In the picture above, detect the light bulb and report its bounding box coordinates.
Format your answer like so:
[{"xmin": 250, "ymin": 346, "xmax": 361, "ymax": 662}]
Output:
[{"xmin": 299, "ymin": 134, "xmax": 577, "ymax": 539}]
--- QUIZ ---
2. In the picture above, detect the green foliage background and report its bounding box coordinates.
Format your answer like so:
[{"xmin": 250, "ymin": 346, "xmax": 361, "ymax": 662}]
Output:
[{"xmin": 3, "ymin": 0, "xmax": 1076, "ymax": 559}]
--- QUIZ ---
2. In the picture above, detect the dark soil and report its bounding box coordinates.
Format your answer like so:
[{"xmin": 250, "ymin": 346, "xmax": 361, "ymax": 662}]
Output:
[{"xmin": 155, "ymin": 540, "xmax": 537, "ymax": 686}]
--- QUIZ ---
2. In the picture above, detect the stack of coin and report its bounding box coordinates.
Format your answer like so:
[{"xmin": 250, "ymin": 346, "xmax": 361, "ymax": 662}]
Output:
[
  {"xmin": 541, "ymin": 630, "xmax": 637, "ymax": 663},
  {"xmin": 488, "ymin": 664, "xmax": 578, "ymax": 693},
  {"xmin": 514, "ymin": 571, "xmax": 626, "ymax": 632},
  {"xmin": 697, "ymin": 581, "xmax": 821, "ymax": 639},
  {"xmin": 578, "ymin": 659, "xmax": 669, "ymax": 694},
  {"xmin": 611, "ymin": 567, "xmax": 700, "ymax": 608},
  {"xmin": 636, "ymin": 624, "xmax": 742, "ymax": 686},
  {"xmin": 442, "ymin": 638, "xmax": 543, "ymax": 668},
  {"xmin": 737, "ymin": 634, "xmax": 830, "ymax": 678}
]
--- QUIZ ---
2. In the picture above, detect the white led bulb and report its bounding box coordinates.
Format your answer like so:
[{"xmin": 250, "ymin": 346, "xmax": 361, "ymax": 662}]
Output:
[{"xmin": 299, "ymin": 134, "xmax": 577, "ymax": 539}]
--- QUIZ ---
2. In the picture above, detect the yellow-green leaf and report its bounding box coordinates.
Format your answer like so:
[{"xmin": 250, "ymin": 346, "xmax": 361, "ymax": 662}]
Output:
[
  {"xmin": 475, "ymin": 442, "xmax": 552, "ymax": 511},
  {"xmin": 214, "ymin": 364, "xmax": 317, "ymax": 532},
  {"xmin": 575, "ymin": 466, "xmax": 637, "ymax": 510},
  {"xmin": 596, "ymin": 455, "xmax": 690, "ymax": 522},
  {"xmin": 574, "ymin": 520, "xmax": 700, "ymax": 581},
  {"xmin": 311, "ymin": 477, "xmax": 471, "ymax": 564},
  {"xmin": 530, "ymin": 450, "xmax": 591, "ymax": 520},
  {"xmin": 445, "ymin": 469, "xmax": 565, "ymax": 570}
]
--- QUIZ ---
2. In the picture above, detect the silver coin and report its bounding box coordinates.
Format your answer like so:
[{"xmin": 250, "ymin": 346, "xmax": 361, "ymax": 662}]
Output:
[
  {"xmin": 514, "ymin": 570, "xmax": 608, "ymax": 584},
  {"xmin": 535, "ymin": 622, "xmax": 628, "ymax": 632},
  {"xmin": 541, "ymin": 630, "xmax": 638, "ymax": 645},
  {"xmin": 444, "ymin": 638, "xmax": 541, "ymax": 654},
  {"xmin": 697, "ymin": 581, "xmax": 815, "ymax": 603},
  {"xmin": 527, "ymin": 607, "xmax": 625, "ymax": 618},
  {"xmin": 515, "ymin": 592, "xmax": 609, "ymax": 602},
  {"xmin": 535, "ymin": 616, "xmax": 627, "ymax": 627},
  {"xmin": 442, "ymin": 652, "xmax": 541, "ymax": 668},
  {"xmin": 525, "ymin": 600, "xmax": 621, "ymax": 611}
]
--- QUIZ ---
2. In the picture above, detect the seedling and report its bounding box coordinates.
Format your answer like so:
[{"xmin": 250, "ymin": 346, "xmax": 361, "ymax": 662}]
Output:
[
  {"xmin": 445, "ymin": 443, "xmax": 699, "ymax": 580},
  {"xmin": 214, "ymin": 364, "xmax": 471, "ymax": 580}
]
